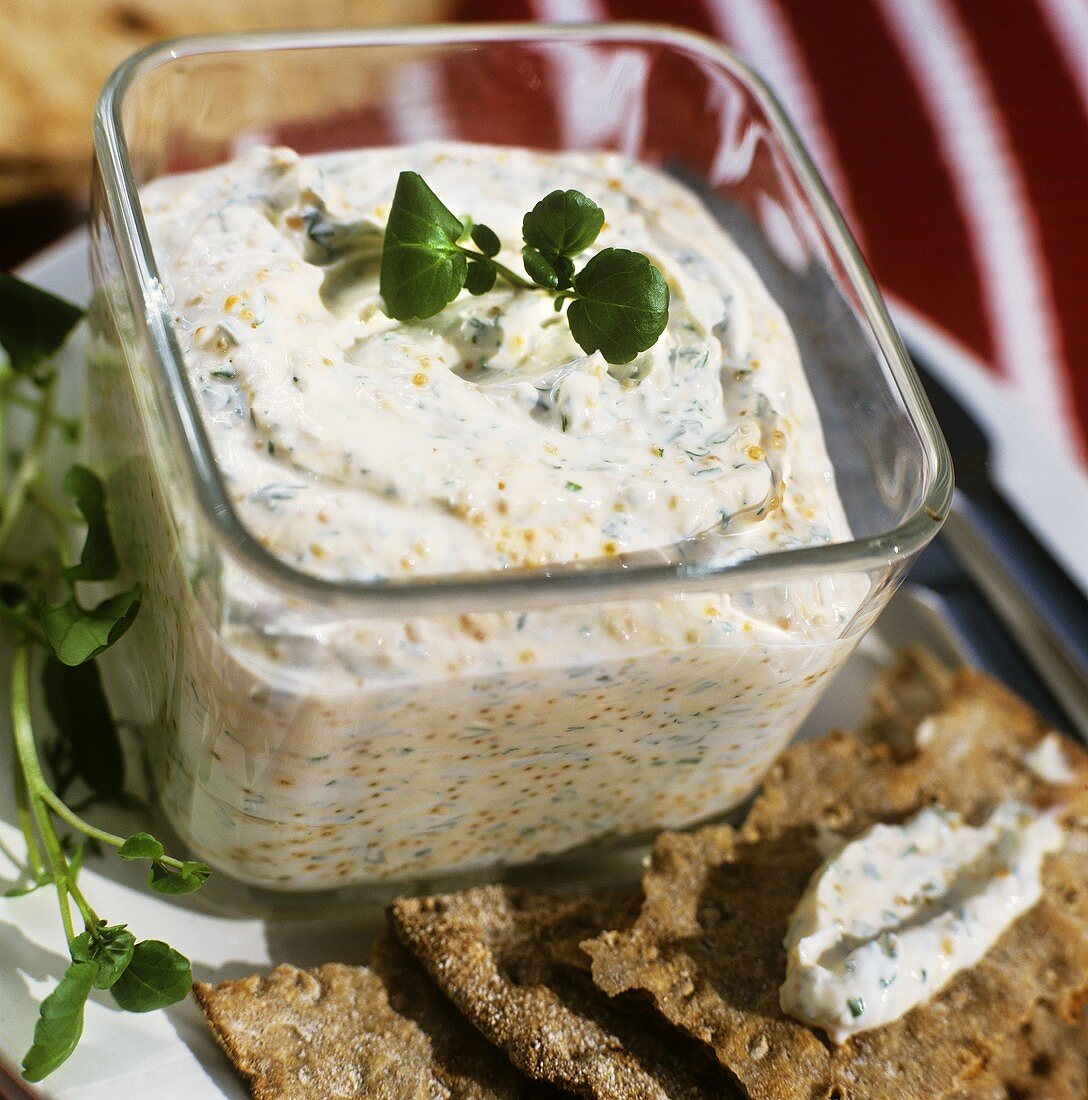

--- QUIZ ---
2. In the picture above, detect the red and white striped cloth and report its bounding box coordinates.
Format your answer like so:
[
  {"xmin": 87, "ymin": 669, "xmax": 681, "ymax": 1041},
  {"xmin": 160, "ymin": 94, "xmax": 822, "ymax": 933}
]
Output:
[{"xmin": 458, "ymin": 0, "xmax": 1088, "ymax": 465}]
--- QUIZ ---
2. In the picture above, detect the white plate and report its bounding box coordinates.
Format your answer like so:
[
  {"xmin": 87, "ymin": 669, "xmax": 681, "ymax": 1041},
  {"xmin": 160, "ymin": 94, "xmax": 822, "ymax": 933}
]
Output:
[{"xmin": 0, "ymin": 235, "xmax": 1085, "ymax": 1100}]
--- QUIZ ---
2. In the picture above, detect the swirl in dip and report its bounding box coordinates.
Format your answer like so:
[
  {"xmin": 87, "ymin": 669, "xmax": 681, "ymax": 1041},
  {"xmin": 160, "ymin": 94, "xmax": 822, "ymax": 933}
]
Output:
[{"xmin": 121, "ymin": 143, "xmax": 861, "ymax": 889}]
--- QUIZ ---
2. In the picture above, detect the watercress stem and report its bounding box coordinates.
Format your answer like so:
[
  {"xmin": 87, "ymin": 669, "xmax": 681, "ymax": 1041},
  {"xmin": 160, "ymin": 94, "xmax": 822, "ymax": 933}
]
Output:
[
  {"xmin": 11, "ymin": 640, "xmax": 75, "ymax": 943},
  {"xmin": 0, "ymin": 361, "xmax": 8, "ymax": 499},
  {"xmin": 3, "ymin": 389, "xmax": 79, "ymax": 440},
  {"xmin": 0, "ymin": 602, "xmax": 45, "ymax": 643},
  {"xmin": 64, "ymin": 874, "xmax": 100, "ymax": 932},
  {"xmin": 37, "ymin": 786, "xmax": 191, "ymax": 875},
  {"xmin": 29, "ymin": 483, "xmax": 79, "ymax": 564},
  {"xmin": 12, "ymin": 749, "xmax": 46, "ymax": 882},
  {"xmin": 0, "ymin": 378, "xmax": 56, "ymax": 558},
  {"xmin": 38, "ymin": 788, "xmax": 123, "ymax": 852},
  {"xmin": 454, "ymin": 245, "xmax": 535, "ymax": 291}
]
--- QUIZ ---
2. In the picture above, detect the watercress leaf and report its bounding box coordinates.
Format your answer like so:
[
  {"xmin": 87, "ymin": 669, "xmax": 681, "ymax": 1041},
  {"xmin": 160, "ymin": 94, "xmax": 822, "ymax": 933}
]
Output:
[
  {"xmin": 181, "ymin": 860, "xmax": 213, "ymax": 883},
  {"xmin": 62, "ymin": 465, "xmax": 119, "ymax": 582},
  {"xmin": 110, "ymin": 941, "xmax": 192, "ymax": 1012},
  {"xmin": 554, "ymin": 255, "xmax": 575, "ymax": 291},
  {"xmin": 42, "ymin": 656, "xmax": 125, "ymax": 796},
  {"xmin": 38, "ymin": 585, "xmax": 141, "ymax": 667},
  {"xmin": 464, "ymin": 261, "xmax": 497, "ymax": 296},
  {"xmin": 522, "ymin": 190, "xmax": 604, "ymax": 262},
  {"xmin": 567, "ymin": 248, "xmax": 670, "ymax": 366},
  {"xmin": 470, "ymin": 223, "xmax": 501, "ymax": 258},
  {"xmin": 21, "ymin": 960, "xmax": 97, "ymax": 1082},
  {"xmin": 118, "ymin": 833, "xmax": 164, "ymax": 862},
  {"xmin": 148, "ymin": 859, "xmax": 210, "ymax": 895},
  {"xmin": 70, "ymin": 924, "xmax": 136, "ymax": 990},
  {"xmin": 379, "ymin": 171, "xmax": 467, "ymax": 320},
  {"xmin": 0, "ymin": 274, "xmax": 83, "ymax": 381},
  {"xmin": 521, "ymin": 246, "xmax": 559, "ymax": 290}
]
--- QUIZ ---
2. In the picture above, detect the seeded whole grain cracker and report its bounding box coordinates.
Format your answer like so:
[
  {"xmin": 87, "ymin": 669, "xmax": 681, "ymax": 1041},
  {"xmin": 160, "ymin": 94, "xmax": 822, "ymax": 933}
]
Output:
[
  {"xmin": 958, "ymin": 1000, "xmax": 1088, "ymax": 1100},
  {"xmin": 861, "ymin": 646, "xmax": 953, "ymax": 759},
  {"xmin": 744, "ymin": 670, "xmax": 1088, "ymax": 841},
  {"xmin": 584, "ymin": 670, "xmax": 1088, "ymax": 1100},
  {"xmin": 0, "ymin": 0, "xmax": 455, "ymax": 193},
  {"xmin": 391, "ymin": 885, "xmax": 741, "ymax": 1099},
  {"xmin": 369, "ymin": 928, "xmax": 561, "ymax": 1098},
  {"xmin": 879, "ymin": 668, "xmax": 1088, "ymax": 1100},
  {"xmin": 193, "ymin": 950, "xmax": 528, "ymax": 1100}
]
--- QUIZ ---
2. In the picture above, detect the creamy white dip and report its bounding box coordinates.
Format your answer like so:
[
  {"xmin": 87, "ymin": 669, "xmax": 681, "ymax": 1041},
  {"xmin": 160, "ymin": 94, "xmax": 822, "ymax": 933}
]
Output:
[
  {"xmin": 118, "ymin": 143, "xmax": 861, "ymax": 889},
  {"xmin": 780, "ymin": 801, "xmax": 1064, "ymax": 1042},
  {"xmin": 144, "ymin": 143, "xmax": 847, "ymax": 580},
  {"xmin": 1023, "ymin": 732, "xmax": 1076, "ymax": 785}
]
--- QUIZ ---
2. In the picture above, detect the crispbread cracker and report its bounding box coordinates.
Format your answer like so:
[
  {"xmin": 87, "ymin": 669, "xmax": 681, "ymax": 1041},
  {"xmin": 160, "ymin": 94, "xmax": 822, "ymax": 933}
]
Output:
[
  {"xmin": 192, "ymin": 951, "xmax": 525, "ymax": 1100},
  {"xmin": 0, "ymin": 0, "xmax": 456, "ymax": 197},
  {"xmin": 584, "ymin": 671, "xmax": 1088, "ymax": 1100},
  {"xmin": 744, "ymin": 671, "xmax": 1088, "ymax": 841},
  {"xmin": 369, "ymin": 928, "xmax": 549, "ymax": 1099},
  {"xmin": 391, "ymin": 886, "xmax": 740, "ymax": 1099},
  {"xmin": 873, "ymin": 668, "xmax": 1088, "ymax": 1100},
  {"xmin": 862, "ymin": 646, "xmax": 953, "ymax": 759},
  {"xmin": 959, "ymin": 1000, "xmax": 1088, "ymax": 1099}
]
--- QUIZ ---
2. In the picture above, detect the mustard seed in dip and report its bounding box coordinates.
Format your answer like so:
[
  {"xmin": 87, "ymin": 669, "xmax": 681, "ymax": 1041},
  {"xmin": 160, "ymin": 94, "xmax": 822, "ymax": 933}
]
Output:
[{"xmin": 130, "ymin": 142, "xmax": 862, "ymax": 889}]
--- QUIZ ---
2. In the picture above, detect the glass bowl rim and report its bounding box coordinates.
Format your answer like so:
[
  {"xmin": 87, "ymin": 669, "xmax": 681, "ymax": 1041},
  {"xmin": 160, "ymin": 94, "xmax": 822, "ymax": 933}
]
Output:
[{"xmin": 92, "ymin": 20, "xmax": 953, "ymax": 616}]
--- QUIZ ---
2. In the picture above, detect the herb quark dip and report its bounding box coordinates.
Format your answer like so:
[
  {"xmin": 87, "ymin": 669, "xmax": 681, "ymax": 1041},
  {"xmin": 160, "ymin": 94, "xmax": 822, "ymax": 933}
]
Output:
[
  {"xmin": 123, "ymin": 143, "xmax": 863, "ymax": 889},
  {"xmin": 780, "ymin": 801, "xmax": 1065, "ymax": 1041}
]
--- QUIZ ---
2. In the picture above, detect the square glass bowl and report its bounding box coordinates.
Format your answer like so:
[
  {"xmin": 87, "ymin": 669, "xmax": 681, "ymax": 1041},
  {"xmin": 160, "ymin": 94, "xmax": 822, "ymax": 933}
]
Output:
[{"xmin": 87, "ymin": 23, "xmax": 951, "ymax": 899}]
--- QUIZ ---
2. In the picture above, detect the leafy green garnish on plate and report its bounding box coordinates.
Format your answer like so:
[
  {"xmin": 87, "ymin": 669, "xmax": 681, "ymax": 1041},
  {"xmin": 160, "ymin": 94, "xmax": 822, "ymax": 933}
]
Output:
[
  {"xmin": 0, "ymin": 274, "xmax": 210, "ymax": 1081},
  {"xmin": 42, "ymin": 657, "xmax": 125, "ymax": 799},
  {"xmin": 109, "ymin": 940, "xmax": 194, "ymax": 1012},
  {"xmin": 70, "ymin": 922, "xmax": 136, "ymax": 990},
  {"xmin": 61, "ymin": 464, "xmax": 120, "ymax": 581},
  {"xmin": 21, "ymin": 960, "xmax": 98, "ymax": 1083},
  {"xmin": 521, "ymin": 187, "xmax": 603, "ymax": 290},
  {"xmin": 378, "ymin": 172, "xmax": 670, "ymax": 367},
  {"xmin": 0, "ymin": 272, "xmax": 83, "ymax": 380}
]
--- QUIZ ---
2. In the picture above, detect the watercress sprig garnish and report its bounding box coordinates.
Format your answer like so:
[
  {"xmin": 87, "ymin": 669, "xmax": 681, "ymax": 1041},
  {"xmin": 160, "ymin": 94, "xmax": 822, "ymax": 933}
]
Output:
[
  {"xmin": 0, "ymin": 274, "xmax": 210, "ymax": 1081},
  {"xmin": 379, "ymin": 172, "xmax": 670, "ymax": 366}
]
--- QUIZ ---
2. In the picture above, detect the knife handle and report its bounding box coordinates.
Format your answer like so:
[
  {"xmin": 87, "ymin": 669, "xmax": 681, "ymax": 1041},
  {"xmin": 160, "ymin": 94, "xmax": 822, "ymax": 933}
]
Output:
[{"xmin": 942, "ymin": 477, "xmax": 1088, "ymax": 740}]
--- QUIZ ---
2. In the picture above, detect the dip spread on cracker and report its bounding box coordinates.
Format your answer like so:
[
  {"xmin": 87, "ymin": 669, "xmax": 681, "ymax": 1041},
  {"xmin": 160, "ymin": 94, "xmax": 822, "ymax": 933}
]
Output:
[
  {"xmin": 780, "ymin": 799, "xmax": 1065, "ymax": 1042},
  {"xmin": 1023, "ymin": 730, "xmax": 1078, "ymax": 784}
]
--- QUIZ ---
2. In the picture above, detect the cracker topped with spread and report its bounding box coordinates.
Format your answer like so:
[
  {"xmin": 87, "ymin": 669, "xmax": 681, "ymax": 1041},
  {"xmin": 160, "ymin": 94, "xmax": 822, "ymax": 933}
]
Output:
[
  {"xmin": 192, "ymin": 661, "xmax": 1088, "ymax": 1099},
  {"xmin": 583, "ymin": 668, "xmax": 1088, "ymax": 1100}
]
